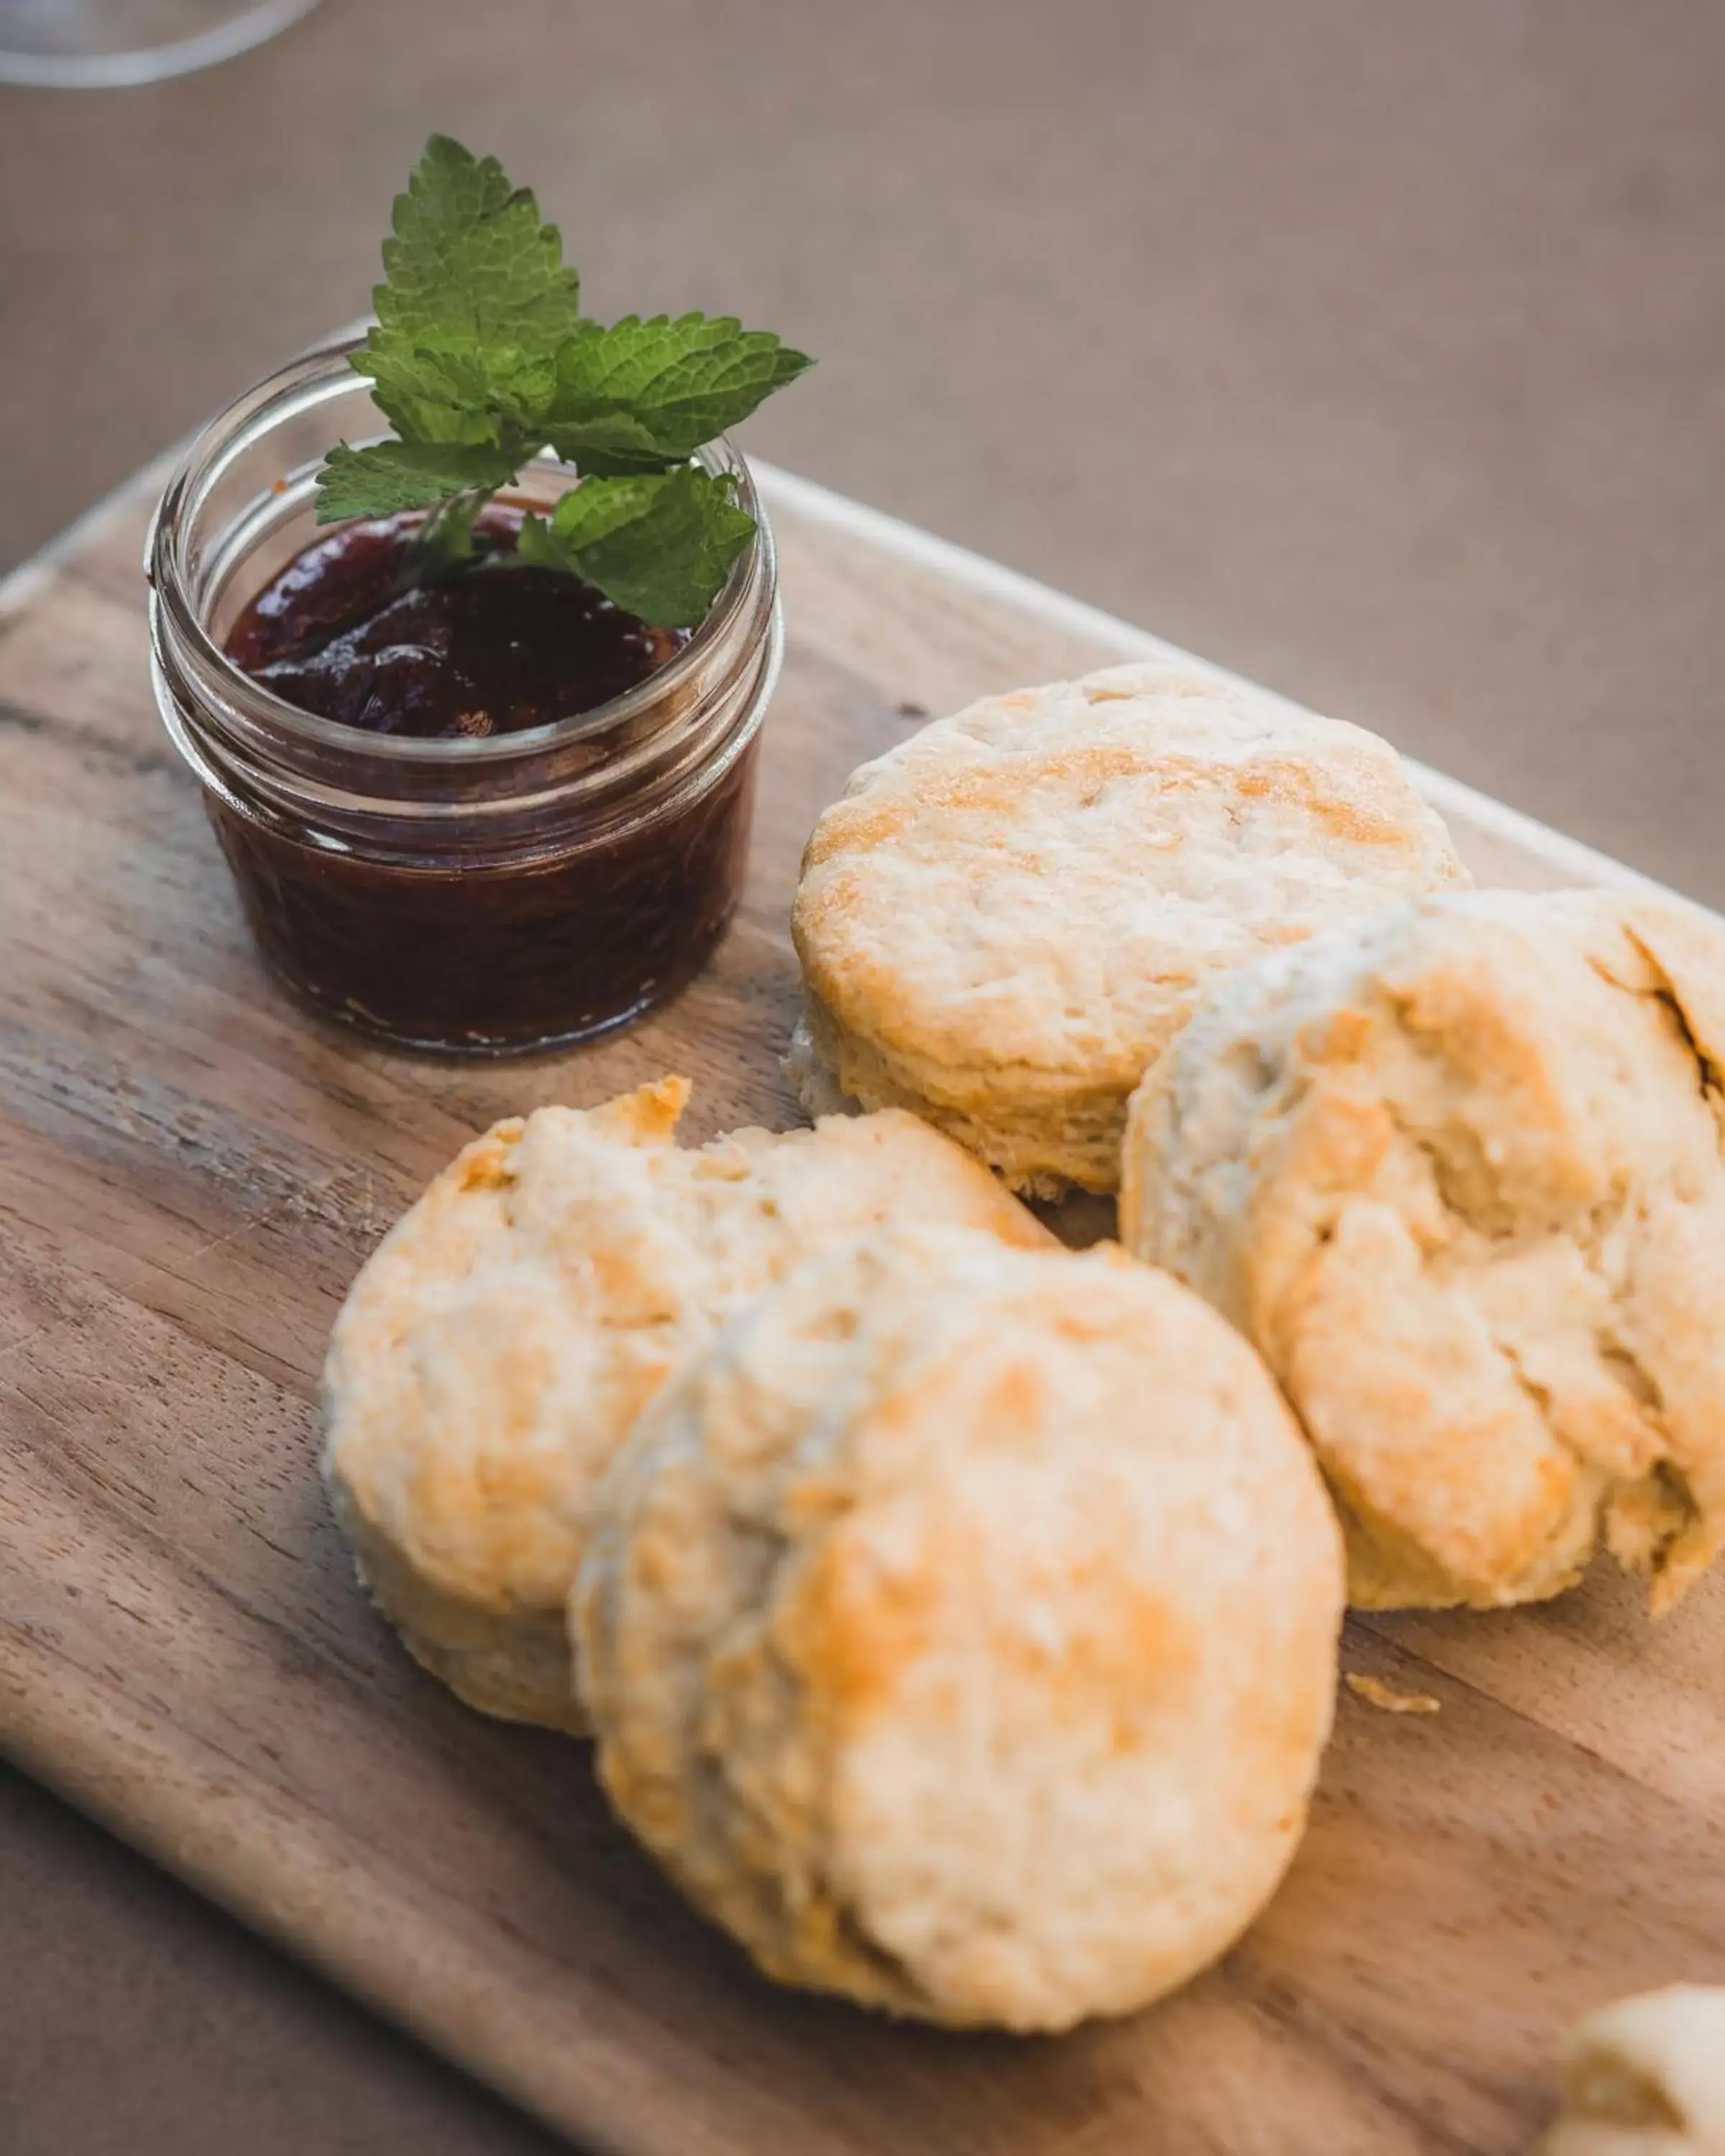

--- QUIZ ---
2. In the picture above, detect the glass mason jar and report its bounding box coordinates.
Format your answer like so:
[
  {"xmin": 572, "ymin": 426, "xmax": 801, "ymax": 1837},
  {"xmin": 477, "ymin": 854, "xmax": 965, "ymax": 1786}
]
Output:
[
  {"xmin": 146, "ymin": 336, "xmax": 781, "ymax": 1056},
  {"xmin": 0, "ymin": 0, "xmax": 321, "ymax": 89}
]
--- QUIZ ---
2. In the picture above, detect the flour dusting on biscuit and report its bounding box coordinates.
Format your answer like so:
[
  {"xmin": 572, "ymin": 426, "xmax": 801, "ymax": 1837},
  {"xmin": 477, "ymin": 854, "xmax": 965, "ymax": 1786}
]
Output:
[{"xmin": 323, "ymin": 1079, "xmax": 1049, "ymax": 1730}]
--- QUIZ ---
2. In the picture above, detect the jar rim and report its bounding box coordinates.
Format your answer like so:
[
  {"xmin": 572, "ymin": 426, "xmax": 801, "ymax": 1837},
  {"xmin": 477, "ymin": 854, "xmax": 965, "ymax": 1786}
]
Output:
[{"xmin": 145, "ymin": 331, "xmax": 772, "ymax": 770}]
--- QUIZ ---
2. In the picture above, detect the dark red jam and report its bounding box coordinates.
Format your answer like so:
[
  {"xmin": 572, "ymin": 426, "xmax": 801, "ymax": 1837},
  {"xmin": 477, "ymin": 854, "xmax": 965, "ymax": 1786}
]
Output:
[
  {"xmin": 213, "ymin": 507, "xmax": 758, "ymax": 1054},
  {"xmin": 225, "ymin": 507, "xmax": 686, "ymax": 739}
]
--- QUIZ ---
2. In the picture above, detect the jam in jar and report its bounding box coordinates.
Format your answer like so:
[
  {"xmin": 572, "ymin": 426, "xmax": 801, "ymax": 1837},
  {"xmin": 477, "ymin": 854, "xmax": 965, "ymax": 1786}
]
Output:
[
  {"xmin": 221, "ymin": 506, "xmax": 689, "ymax": 742},
  {"xmin": 147, "ymin": 336, "xmax": 781, "ymax": 1055}
]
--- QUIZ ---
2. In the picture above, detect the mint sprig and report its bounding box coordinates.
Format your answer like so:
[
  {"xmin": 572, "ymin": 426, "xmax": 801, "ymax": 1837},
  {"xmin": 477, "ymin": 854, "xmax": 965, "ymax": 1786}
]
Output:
[{"xmin": 313, "ymin": 136, "xmax": 811, "ymax": 627}]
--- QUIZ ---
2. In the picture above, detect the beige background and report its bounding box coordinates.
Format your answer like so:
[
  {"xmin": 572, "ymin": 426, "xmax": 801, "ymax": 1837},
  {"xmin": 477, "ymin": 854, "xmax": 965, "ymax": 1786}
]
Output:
[{"xmin": 3, "ymin": 1, "xmax": 1724, "ymax": 2149}]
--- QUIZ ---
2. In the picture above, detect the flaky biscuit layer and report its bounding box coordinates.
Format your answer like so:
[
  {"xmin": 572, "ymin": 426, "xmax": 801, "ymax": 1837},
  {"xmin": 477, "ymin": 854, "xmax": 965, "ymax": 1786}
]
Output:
[
  {"xmin": 791, "ymin": 662, "xmax": 1468, "ymax": 1194},
  {"xmin": 323, "ymin": 1080, "xmax": 1048, "ymax": 1729},
  {"xmin": 1123, "ymin": 889, "xmax": 1725, "ymax": 1613}
]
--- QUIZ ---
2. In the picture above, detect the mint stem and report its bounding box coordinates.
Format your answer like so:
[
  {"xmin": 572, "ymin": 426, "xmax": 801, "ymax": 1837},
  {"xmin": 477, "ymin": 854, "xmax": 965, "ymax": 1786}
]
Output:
[{"xmin": 411, "ymin": 487, "xmax": 495, "ymax": 579}]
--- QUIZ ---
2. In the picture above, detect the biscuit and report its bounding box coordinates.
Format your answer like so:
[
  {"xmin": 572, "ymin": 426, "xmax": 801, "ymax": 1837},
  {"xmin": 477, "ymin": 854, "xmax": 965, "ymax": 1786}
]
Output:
[
  {"xmin": 1121, "ymin": 889, "xmax": 1725, "ymax": 1612},
  {"xmin": 789, "ymin": 662, "xmax": 1468, "ymax": 1195},
  {"xmin": 323, "ymin": 1080, "xmax": 1049, "ymax": 1731},
  {"xmin": 576, "ymin": 1225, "xmax": 1343, "ymax": 2030},
  {"xmin": 1545, "ymin": 1986, "xmax": 1725, "ymax": 2154}
]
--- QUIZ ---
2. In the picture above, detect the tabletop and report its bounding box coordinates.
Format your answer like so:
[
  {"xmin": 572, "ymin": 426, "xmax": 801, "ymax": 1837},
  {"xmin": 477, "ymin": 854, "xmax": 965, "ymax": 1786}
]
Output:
[{"xmin": 4, "ymin": 4, "xmax": 1725, "ymax": 2151}]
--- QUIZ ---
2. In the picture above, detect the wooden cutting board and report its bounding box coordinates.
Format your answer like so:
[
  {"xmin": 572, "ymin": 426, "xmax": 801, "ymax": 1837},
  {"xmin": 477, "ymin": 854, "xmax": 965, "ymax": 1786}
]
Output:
[{"xmin": 3, "ymin": 457, "xmax": 1721, "ymax": 2156}]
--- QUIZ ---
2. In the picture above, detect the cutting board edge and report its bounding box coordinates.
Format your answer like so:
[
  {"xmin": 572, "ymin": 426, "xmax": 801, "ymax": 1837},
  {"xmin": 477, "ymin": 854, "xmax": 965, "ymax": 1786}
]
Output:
[{"xmin": 750, "ymin": 460, "xmax": 1690, "ymax": 916}]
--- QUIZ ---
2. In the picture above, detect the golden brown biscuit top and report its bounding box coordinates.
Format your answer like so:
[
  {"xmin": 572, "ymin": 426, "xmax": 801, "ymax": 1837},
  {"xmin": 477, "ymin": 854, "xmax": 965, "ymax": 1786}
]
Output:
[
  {"xmin": 323, "ymin": 1080, "xmax": 1049, "ymax": 1619},
  {"xmin": 794, "ymin": 663, "xmax": 1468, "ymax": 1087},
  {"xmin": 577, "ymin": 1225, "xmax": 1344, "ymax": 2031},
  {"xmin": 1124, "ymin": 888, "xmax": 1725, "ymax": 1612}
]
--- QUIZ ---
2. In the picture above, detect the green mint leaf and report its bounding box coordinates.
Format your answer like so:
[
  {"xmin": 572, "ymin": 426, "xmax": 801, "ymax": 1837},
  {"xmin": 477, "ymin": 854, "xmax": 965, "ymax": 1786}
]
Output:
[
  {"xmin": 372, "ymin": 134, "xmax": 582, "ymax": 354},
  {"xmin": 361, "ymin": 333, "xmax": 556, "ymax": 446},
  {"xmin": 518, "ymin": 466, "xmax": 756, "ymax": 626},
  {"xmin": 353, "ymin": 134, "xmax": 581, "ymax": 446},
  {"xmin": 541, "ymin": 313, "xmax": 813, "ymax": 471},
  {"xmin": 520, "ymin": 471, "xmax": 674, "ymax": 556},
  {"xmin": 314, "ymin": 438, "xmax": 521, "ymax": 523},
  {"xmin": 315, "ymin": 137, "xmax": 810, "ymax": 604}
]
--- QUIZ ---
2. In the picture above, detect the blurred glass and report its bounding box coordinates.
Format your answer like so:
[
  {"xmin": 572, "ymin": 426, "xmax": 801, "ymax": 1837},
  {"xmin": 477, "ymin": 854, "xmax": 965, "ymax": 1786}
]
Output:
[{"xmin": 0, "ymin": 0, "xmax": 318, "ymax": 86}]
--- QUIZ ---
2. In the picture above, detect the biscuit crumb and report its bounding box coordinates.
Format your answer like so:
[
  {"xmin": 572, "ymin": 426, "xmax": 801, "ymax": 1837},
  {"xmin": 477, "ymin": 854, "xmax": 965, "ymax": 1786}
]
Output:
[
  {"xmin": 1546, "ymin": 1984, "xmax": 1725, "ymax": 2152},
  {"xmin": 1345, "ymin": 1671, "xmax": 1440, "ymax": 1715}
]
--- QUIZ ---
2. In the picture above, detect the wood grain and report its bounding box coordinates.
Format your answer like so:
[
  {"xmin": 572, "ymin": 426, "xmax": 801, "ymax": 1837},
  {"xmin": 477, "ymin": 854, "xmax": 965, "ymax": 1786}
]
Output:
[{"xmin": 1, "ymin": 464, "xmax": 1720, "ymax": 2156}]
